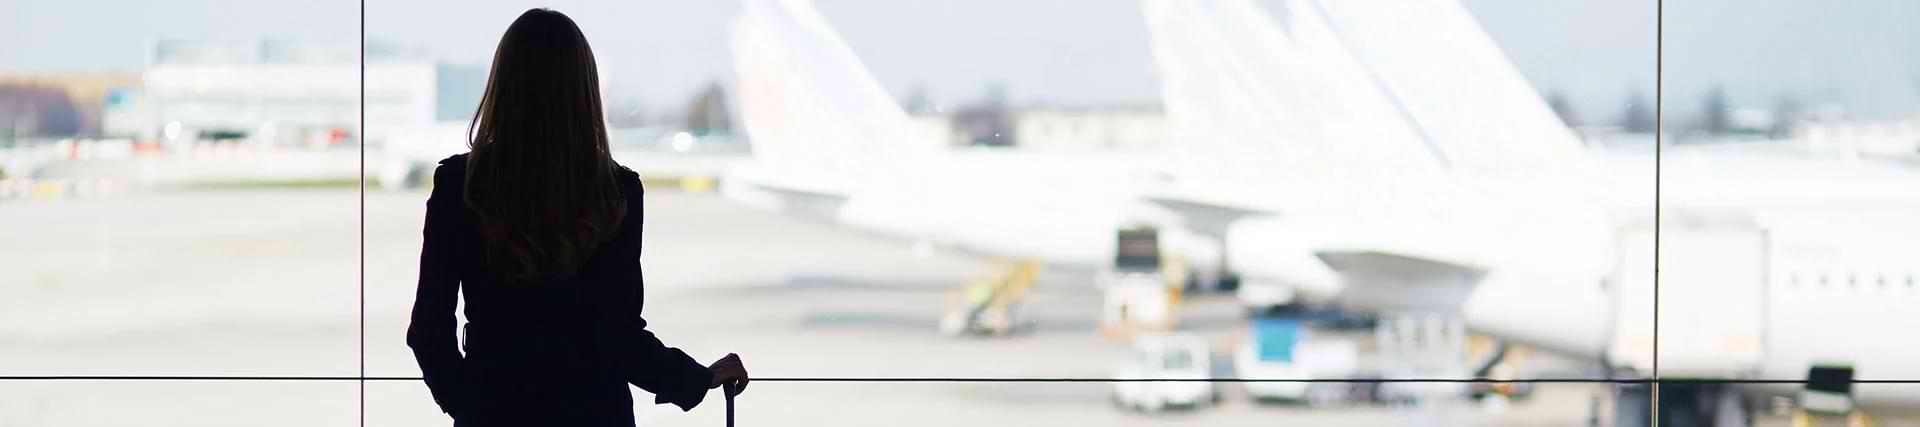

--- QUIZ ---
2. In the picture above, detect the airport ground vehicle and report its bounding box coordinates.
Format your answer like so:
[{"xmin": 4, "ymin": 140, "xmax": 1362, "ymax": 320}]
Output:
[
  {"xmin": 1597, "ymin": 214, "xmax": 1771, "ymax": 427},
  {"xmin": 939, "ymin": 259, "xmax": 1039, "ymax": 336},
  {"xmin": 1111, "ymin": 334, "xmax": 1217, "ymax": 413},
  {"xmin": 1100, "ymin": 228, "xmax": 1180, "ymax": 335},
  {"xmin": 1370, "ymin": 314, "xmax": 1476, "ymax": 404},
  {"xmin": 1235, "ymin": 318, "xmax": 1360, "ymax": 405}
]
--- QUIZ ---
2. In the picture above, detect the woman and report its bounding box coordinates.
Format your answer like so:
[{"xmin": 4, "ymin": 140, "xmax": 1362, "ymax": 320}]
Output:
[{"xmin": 408, "ymin": 9, "xmax": 748, "ymax": 426}]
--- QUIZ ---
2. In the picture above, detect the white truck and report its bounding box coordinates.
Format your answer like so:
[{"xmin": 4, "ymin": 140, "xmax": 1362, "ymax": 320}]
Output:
[
  {"xmin": 1235, "ymin": 318, "xmax": 1361, "ymax": 405},
  {"xmin": 1607, "ymin": 212, "xmax": 1769, "ymax": 426},
  {"xmin": 1112, "ymin": 333, "xmax": 1217, "ymax": 412},
  {"xmin": 1100, "ymin": 228, "xmax": 1178, "ymax": 334}
]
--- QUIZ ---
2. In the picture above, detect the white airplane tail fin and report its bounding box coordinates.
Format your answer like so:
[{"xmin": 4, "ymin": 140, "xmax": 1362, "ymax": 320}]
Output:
[
  {"xmin": 1308, "ymin": 0, "xmax": 1586, "ymax": 171},
  {"xmin": 1143, "ymin": 0, "xmax": 1452, "ymax": 211},
  {"xmin": 730, "ymin": 0, "xmax": 935, "ymax": 196},
  {"xmin": 1144, "ymin": 0, "xmax": 1593, "ymax": 202}
]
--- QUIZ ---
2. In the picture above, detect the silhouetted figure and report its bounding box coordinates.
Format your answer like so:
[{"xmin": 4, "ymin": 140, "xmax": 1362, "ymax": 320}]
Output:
[{"xmin": 408, "ymin": 9, "xmax": 748, "ymax": 426}]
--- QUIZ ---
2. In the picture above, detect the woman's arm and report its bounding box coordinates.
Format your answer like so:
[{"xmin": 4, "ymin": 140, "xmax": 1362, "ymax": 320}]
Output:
[
  {"xmin": 407, "ymin": 161, "xmax": 468, "ymax": 416},
  {"xmin": 620, "ymin": 272, "xmax": 716, "ymax": 411},
  {"xmin": 617, "ymin": 194, "xmax": 717, "ymax": 411}
]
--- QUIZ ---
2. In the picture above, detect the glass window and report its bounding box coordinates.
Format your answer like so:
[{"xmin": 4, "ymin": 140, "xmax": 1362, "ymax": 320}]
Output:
[
  {"xmin": 1655, "ymin": 0, "xmax": 1920, "ymax": 424},
  {"xmin": 364, "ymin": 0, "xmax": 1658, "ymax": 423},
  {"xmin": 1, "ymin": 0, "xmax": 360, "ymax": 377},
  {"xmin": 1655, "ymin": 0, "xmax": 1920, "ymax": 380},
  {"xmin": 0, "ymin": 381, "xmax": 357, "ymax": 424},
  {"xmin": 40, "ymin": 0, "xmax": 1907, "ymax": 423},
  {"xmin": 1651, "ymin": 0, "xmax": 1920, "ymax": 423}
]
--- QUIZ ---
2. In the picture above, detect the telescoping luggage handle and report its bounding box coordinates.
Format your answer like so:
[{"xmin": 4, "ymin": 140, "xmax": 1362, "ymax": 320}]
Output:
[{"xmin": 724, "ymin": 382, "xmax": 739, "ymax": 427}]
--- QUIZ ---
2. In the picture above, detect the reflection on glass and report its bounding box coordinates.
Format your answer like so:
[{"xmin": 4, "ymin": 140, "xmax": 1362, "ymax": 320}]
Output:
[{"xmin": 0, "ymin": 0, "xmax": 359, "ymax": 375}]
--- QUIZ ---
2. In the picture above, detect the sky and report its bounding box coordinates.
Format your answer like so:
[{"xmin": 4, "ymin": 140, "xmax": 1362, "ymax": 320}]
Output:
[{"xmin": 3, "ymin": 0, "xmax": 1915, "ymax": 121}]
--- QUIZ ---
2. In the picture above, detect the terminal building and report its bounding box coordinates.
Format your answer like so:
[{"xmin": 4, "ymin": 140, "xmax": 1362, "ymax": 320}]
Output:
[
  {"xmin": 1011, "ymin": 106, "xmax": 1166, "ymax": 151},
  {"xmin": 930, "ymin": 106, "xmax": 1168, "ymax": 151},
  {"xmin": 1792, "ymin": 115, "xmax": 1920, "ymax": 158},
  {"xmin": 0, "ymin": 73, "xmax": 140, "ymax": 139},
  {"xmin": 111, "ymin": 40, "xmax": 445, "ymax": 148}
]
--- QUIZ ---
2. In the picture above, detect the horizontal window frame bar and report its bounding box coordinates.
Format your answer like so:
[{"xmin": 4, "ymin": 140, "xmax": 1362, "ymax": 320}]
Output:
[{"xmin": 2, "ymin": 376, "xmax": 1914, "ymax": 385}]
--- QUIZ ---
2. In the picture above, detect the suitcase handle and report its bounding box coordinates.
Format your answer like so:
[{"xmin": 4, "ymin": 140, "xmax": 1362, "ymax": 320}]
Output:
[{"xmin": 724, "ymin": 383, "xmax": 738, "ymax": 427}]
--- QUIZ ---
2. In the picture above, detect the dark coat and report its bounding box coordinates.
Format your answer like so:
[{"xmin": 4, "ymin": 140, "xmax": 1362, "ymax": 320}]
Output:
[{"xmin": 408, "ymin": 153, "xmax": 712, "ymax": 426}]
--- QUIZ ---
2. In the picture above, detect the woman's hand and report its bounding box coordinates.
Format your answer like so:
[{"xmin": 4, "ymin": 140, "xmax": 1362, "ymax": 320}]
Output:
[{"xmin": 708, "ymin": 353, "xmax": 749, "ymax": 397}]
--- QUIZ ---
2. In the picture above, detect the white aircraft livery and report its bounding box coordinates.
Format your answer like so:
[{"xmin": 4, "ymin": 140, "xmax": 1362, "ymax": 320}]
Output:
[
  {"xmin": 727, "ymin": 0, "xmax": 1920, "ymax": 422},
  {"xmin": 728, "ymin": 0, "xmax": 1159, "ymax": 267},
  {"xmin": 1144, "ymin": 0, "xmax": 1920, "ymax": 423}
]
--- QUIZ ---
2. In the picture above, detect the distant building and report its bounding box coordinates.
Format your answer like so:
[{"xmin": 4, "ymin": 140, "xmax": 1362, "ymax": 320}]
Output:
[
  {"xmin": 1011, "ymin": 107, "xmax": 1166, "ymax": 151},
  {"xmin": 951, "ymin": 104, "xmax": 1015, "ymax": 147},
  {"xmin": 1793, "ymin": 115, "xmax": 1920, "ymax": 158},
  {"xmin": 914, "ymin": 106, "xmax": 1169, "ymax": 151},
  {"xmin": 433, "ymin": 63, "xmax": 487, "ymax": 122},
  {"xmin": 128, "ymin": 40, "xmax": 439, "ymax": 146},
  {"xmin": 910, "ymin": 114, "xmax": 958, "ymax": 147},
  {"xmin": 0, "ymin": 73, "xmax": 139, "ymax": 138}
]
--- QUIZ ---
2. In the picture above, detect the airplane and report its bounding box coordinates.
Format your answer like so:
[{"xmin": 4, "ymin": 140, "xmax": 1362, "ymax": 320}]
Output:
[
  {"xmin": 726, "ymin": 0, "xmax": 1920, "ymax": 423},
  {"xmin": 1139, "ymin": 0, "xmax": 1920, "ymax": 424},
  {"xmin": 723, "ymin": 0, "xmax": 1210, "ymax": 335}
]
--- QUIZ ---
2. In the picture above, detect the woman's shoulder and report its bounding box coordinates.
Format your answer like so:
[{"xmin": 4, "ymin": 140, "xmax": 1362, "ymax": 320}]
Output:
[
  {"xmin": 432, "ymin": 153, "xmax": 470, "ymax": 188},
  {"xmin": 612, "ymin": 161, "xmax": 643, "ymax": 196},
  {"xmin": 437, "ymin": 153, "xmax": 469, "ymax": 171},
  {"xmin": 612, "ymin": 160, "xmax": 638, "ymax": 181}
]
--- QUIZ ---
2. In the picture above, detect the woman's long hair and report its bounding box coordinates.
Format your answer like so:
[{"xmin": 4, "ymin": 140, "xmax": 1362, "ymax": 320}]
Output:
[{"xmin": 464, "ymin": 9, "xmax": 626, "ymax": 284}]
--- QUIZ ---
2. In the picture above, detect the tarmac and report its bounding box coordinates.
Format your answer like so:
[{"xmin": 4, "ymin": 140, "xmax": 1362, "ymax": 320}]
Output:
[{"xmin": 0, "ymin": 188, "xmax": 1869, "ymax": 426}]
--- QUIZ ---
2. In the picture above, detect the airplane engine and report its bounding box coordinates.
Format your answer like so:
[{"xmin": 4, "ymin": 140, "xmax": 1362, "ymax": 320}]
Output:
[
  {"xmin": 1460, "ymin": 270, "xmax": 1611, "ymax": 361},
  {"xmin": 1224, "ymin": 216, "xmax": 1343, "ymax": 302}
]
